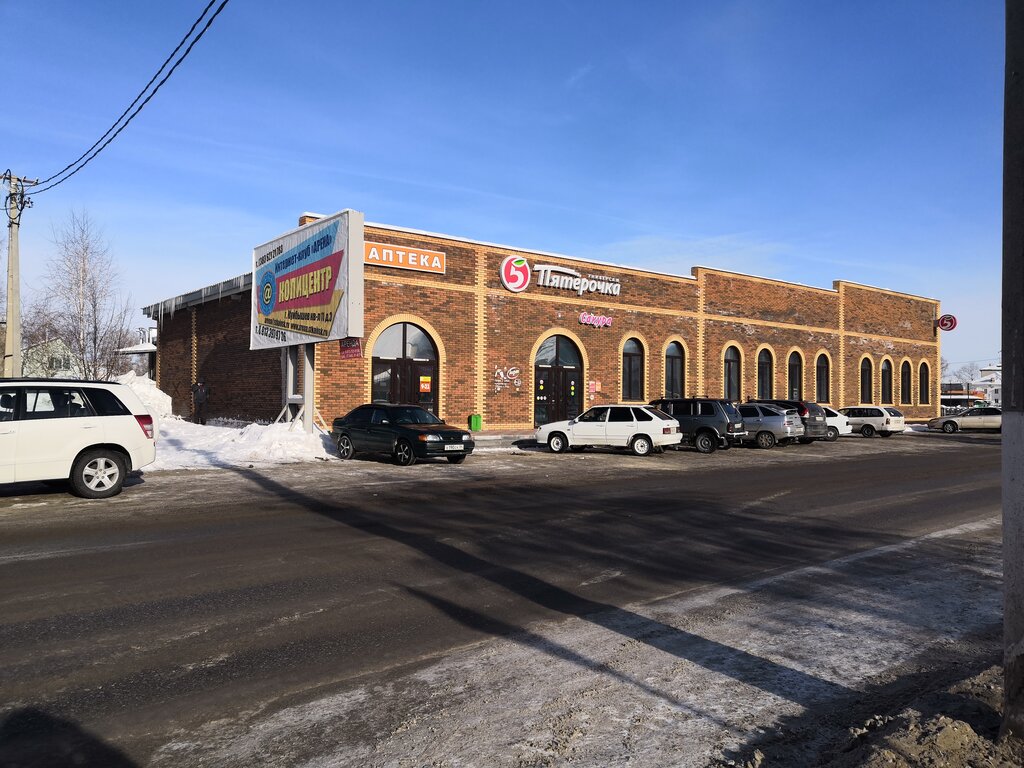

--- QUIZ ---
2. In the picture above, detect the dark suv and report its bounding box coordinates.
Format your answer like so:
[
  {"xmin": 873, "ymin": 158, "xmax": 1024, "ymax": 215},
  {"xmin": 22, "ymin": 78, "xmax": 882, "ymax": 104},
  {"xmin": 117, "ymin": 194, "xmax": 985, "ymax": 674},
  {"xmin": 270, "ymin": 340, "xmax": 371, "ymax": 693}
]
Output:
[
  {"xmin": 649, "ymin": 398, "xmax": 746, "ymax": 453},
  {"xmin": 748, "ymin": 399, "xmax": 828, "ymax": 442}
]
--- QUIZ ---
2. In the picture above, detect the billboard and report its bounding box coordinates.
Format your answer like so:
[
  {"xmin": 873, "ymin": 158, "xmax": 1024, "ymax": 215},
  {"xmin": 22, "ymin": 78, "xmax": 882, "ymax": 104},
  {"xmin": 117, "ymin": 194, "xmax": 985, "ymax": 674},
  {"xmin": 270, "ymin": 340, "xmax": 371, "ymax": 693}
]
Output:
[{"xmin": 250, "ymin": 210, "xmax": 364, "ymax": 350}]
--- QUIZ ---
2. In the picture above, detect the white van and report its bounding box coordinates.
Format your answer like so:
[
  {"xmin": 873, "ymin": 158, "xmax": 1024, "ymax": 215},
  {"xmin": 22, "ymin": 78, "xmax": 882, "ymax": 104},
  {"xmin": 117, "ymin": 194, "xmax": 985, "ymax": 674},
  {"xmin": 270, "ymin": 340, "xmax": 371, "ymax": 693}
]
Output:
[{"xmin": 0, "ymin": 379, "xmax": 157, "ymax": 498}]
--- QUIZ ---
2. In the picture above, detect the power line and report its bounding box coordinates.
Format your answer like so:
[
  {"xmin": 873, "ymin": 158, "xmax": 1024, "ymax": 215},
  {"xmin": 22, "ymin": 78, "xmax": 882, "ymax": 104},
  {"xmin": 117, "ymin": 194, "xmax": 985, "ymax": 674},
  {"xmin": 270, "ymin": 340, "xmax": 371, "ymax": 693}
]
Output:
[
  {"xmin": 35, "ymin": 0, "xmax": 219, "ymax": 187},
  {"xmin": 31, "ymin": 0, "xmax": 230, "ymax": 195}
]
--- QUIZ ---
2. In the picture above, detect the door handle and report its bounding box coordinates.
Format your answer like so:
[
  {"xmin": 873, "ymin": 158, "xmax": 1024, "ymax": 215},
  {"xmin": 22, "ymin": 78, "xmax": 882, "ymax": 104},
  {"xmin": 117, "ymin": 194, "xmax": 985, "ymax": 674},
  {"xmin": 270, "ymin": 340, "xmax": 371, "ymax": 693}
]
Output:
[{"xmin": 82, "ymin": 425, "xmax": 100, "ymax": 430}]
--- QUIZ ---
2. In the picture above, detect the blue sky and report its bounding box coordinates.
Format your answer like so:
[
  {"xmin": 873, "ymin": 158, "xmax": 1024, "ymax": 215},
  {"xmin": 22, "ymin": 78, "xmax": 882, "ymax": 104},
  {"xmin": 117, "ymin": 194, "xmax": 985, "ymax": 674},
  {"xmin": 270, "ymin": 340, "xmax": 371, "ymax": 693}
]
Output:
[{"xmin": 0, "ymin": 1, "xmax": 1003, "ymax": 369}]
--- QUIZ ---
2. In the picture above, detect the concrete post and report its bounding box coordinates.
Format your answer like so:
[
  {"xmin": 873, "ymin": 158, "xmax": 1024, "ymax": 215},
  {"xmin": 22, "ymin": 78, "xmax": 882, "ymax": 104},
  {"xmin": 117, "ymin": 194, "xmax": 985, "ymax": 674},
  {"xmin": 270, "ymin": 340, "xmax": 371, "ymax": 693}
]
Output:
[{"xmin": 1003, "ymin": 0, "xmax": 1024, "ymax": 739}]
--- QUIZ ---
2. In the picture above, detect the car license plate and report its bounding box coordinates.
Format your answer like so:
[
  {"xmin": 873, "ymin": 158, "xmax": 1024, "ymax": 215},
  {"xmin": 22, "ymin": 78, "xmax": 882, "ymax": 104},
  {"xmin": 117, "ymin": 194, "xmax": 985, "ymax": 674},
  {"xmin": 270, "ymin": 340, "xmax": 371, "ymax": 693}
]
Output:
[{"xmin": 444, "ymin": 444, "xmax": 464, "ymax": 451}]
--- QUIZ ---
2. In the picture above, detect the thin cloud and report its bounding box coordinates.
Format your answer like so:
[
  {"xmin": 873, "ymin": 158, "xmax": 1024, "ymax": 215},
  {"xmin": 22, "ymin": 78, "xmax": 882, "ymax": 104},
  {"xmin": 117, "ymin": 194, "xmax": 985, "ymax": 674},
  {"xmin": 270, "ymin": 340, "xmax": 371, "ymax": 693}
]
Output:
[{"xmin": 565, "ymin": 64, "xmax": 593, "ymax": 89}]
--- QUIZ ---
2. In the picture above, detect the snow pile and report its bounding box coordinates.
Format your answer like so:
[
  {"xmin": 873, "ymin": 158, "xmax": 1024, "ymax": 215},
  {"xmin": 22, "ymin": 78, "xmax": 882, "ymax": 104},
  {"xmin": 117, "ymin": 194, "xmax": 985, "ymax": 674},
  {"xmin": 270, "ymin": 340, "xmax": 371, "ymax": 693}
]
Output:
[
  {"xmin": 150, "ymin": 418, "xmax": 335, "ymax": 471},
  {"xmin": 117, "ymin": 371, "xmax": 173, "ymax": 418}
]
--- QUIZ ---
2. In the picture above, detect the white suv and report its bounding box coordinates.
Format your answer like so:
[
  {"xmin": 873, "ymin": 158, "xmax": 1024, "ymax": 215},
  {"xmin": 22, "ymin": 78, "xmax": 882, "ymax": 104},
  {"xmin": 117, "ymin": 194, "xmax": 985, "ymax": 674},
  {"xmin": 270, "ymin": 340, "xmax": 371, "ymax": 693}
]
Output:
[
  {"xmin": 838, "ymin": 406, "xmax": 906, "ymax": 438},
  {"xmin": 0, "ymin": 379, "xmax": 157, "ymax": 498},
  {"xmin": 536, "ymin": 404, "xmax": 682, "ymax": 456}
]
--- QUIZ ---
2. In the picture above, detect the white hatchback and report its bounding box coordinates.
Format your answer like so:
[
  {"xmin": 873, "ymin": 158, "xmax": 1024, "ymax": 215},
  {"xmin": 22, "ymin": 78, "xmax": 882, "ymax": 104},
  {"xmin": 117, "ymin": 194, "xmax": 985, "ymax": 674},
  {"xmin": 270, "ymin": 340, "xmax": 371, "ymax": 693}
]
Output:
[
  {"xmin": 820, "ymin": 406, "xmax": 853, "ymax": 441},
  {"xmin": 536, "ymin": 404, "xmax": 682, "ymax": 456},
  {"xmin": 838, "ymin": 406, "xmax": 906, "ymax": 438},
  {"xmin": 0, "ymin": 379, "xmax": 157, "ymax": 498}
]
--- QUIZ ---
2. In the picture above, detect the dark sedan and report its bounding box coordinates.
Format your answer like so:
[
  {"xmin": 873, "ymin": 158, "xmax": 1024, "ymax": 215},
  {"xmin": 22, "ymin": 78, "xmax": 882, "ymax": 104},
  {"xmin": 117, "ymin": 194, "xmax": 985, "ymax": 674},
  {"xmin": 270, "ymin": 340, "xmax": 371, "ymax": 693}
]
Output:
[{"xmin": 331, "ymin": 403, "xmax": 475, "ymax": 466}]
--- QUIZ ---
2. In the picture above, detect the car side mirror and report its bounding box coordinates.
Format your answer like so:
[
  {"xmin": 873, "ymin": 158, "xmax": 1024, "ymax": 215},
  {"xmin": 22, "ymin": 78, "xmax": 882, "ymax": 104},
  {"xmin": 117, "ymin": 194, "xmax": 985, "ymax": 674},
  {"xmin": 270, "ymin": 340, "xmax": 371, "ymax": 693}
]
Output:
[
  {"xmin": 568, "ymin": 418, "xmax": 577, "ymax": 425},
  {"xmin": 380, "ymin": 419, "xmax": 389, "ymax": 425}
]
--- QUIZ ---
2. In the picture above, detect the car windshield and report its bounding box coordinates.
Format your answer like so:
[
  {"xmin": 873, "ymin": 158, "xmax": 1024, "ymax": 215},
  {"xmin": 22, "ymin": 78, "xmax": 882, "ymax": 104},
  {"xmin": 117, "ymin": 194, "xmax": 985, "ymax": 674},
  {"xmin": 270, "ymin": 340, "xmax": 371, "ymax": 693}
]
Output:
[
  {"xmin": 884, "ymin": 408, "xmax": 903, "ymax": 417},
  {"xmin": 390, "ymin": 406, "xmax": 443, "ymax": 425},
  {"xmin": 722, "ymin": 401, "xmax": 740, "ymax": 418}
]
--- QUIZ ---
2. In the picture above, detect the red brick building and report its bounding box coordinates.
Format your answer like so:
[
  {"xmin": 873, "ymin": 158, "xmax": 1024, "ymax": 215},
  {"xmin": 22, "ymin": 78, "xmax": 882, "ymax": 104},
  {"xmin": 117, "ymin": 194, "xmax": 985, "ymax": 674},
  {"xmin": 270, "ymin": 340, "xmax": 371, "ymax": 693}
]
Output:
[{"xmin": 144, "ymin": 216, "xmax": 942, "ymax": 429}]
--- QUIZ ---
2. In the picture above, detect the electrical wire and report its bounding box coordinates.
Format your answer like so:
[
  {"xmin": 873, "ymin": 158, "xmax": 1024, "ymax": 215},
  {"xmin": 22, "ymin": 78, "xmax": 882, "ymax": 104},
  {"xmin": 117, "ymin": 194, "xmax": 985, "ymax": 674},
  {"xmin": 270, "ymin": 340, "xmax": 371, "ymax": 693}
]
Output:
[{"xmin": 31, "ymin": 0, "xmax": 230, "ymax": 195}]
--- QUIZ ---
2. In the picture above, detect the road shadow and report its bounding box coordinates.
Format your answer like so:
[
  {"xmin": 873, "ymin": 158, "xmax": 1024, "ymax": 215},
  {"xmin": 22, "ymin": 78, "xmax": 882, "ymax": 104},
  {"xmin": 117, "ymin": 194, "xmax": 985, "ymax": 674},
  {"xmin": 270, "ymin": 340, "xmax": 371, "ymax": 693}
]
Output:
[
  {"xmin": 224, "ymin": 466, "xmax": 874, "ymax": 710},
  {"xmin": 0, "ymin": 707, "xmax": 137, "ymax": 767}
]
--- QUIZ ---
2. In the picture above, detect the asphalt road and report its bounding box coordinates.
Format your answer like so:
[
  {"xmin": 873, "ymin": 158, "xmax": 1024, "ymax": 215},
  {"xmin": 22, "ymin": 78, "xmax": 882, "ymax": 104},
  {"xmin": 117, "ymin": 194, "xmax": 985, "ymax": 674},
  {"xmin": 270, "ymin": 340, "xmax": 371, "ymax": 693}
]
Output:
[{"xmin": 0, "ymin": 429, "xmax": 1001, "ymax": 765}]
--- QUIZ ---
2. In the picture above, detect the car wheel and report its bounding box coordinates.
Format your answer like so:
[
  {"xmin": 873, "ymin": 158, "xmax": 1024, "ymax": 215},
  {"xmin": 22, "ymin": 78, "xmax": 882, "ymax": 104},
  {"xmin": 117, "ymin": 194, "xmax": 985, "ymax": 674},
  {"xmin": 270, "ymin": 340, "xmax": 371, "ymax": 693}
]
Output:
[
  {"xmin": 755, "ymin": 431, "xmax": 776, "ymax": 449},
  {"xmin": 336, "ymin": 434, "xmax": 354, "ymax": 460},
  {"xmin": 70, "ymin": 449, "xmax": 126, "ymax": 499},
  {"xmin": 694, "ymin": 431, "xmax": 717, "ymax": 454},
  {"xmin": 861, "ymin": 424, "xmax": 875, "ymax": 438},
  {"xmin": 631, "ymin": 435, "xmax": 652, "ymax": 456},
  {"xmin": 942, "ymin": 421, "xmax": 958, "ymax": 434},
  {"xmin": 879, "ymin": 431, "xmax": 892, "ymax": 438},
  {"xmin": 447, "ymin": 454, "xmax": 467, "ymax": 464},
  {"xmin": 825, "ymin": 427, "xmax": 839, "ymax": 442},
  {"xmin": 394, "ymin": 439, "xmax": 417, "ymax": 466},
  {"xmin": 548, "ymin": 432, "xmax": 568, "ymax": 453}
]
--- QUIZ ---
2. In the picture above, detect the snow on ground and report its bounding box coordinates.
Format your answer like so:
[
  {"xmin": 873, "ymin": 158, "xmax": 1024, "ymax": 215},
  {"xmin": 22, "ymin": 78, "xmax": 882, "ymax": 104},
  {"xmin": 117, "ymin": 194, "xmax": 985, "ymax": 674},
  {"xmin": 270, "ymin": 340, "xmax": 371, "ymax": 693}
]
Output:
[
  {"xmin": 116, "ymin": 373, "xmax": 336, "ymax": 471},
  {"xmin": 149, "ymin": 418, "xmax": 337, "ymax": 471}
]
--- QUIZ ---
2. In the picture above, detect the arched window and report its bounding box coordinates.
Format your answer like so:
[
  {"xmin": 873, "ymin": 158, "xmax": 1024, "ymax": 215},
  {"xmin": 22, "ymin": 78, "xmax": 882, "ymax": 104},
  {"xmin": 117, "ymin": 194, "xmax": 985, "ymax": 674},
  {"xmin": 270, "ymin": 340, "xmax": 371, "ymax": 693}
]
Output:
[
  {"xmin": 860, "ymin": 358, "xmax": 873, "ymax": 403},
  {"xmin": 900, "ymin": 361, "xmax": 912, "ymax": 404},
  {"xmin": 816, "ymin": 354, "xmax": 830, "ymax": 403},
  {"xmin": 881, "ymin": 360, "xmax": 893, "ymax": 404},
  {"xmin": 665, "ymin": 342, "xmax": 685, "ymax": 398},
  {"xmin": 622, "ymin": 338, "xmax": 644, "ymax": 401},
  {"xmin": 372, "ymin": 322, "xmax": 439, "ymax": 411},
  {"xmin": 724, "ymin": 346, "xmax": 741, "ymax": 401},
  {"xmin": 788, "ymin": 352, "xmax": 803, "ymax": 400},
  {"xmin": 919, "ymin": 362, "xmax": 931, "ymax": 405},
  {"xmin": 757, "ymin": 349, "xmax": 773, "ymax": 399}
]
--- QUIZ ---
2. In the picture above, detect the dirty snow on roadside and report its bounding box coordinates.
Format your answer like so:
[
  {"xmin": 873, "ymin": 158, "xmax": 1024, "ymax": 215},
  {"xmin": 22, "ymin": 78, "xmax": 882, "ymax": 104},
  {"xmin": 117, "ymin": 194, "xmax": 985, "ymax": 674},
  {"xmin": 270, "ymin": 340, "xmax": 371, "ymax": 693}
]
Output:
[{"xmin": 148, "ymin": 517, "xmax": 1002, "ymax": 767}]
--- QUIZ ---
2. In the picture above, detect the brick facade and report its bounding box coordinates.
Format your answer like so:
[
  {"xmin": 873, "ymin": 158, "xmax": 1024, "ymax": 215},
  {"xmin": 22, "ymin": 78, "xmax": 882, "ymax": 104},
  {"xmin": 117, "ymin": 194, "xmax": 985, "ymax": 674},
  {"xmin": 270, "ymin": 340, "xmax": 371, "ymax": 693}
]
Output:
[{"xmin": 146, "ymin": 220, "xmax": 942, "ymax": 428}]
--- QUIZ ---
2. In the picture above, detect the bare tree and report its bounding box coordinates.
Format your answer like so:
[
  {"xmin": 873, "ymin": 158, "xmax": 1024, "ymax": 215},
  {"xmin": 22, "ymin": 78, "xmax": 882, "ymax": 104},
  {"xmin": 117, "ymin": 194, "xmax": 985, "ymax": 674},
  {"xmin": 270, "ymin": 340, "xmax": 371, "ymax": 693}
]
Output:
[
  {"xmin": 951, "ymin": 362, "xmax": 981, "ymax": 387},
  {"xmin": 940, "ymin": 356, "xmax": 949, "ymax": 381},
  {"xmin": 34, "ymin": 211, "xmax": 135, "ymax": 379}
]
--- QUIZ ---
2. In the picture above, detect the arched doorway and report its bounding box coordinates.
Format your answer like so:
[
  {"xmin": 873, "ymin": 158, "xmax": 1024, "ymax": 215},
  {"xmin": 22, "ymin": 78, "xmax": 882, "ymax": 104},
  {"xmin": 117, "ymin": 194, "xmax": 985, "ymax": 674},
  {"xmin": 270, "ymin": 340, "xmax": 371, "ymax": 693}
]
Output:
[
  {"xmin": 371, "ymin": 322, "xmax": 439, "ymax": 412},
  {"xmin": 534, "ymin": 334, "xmax": 583, "ymax": 426}
]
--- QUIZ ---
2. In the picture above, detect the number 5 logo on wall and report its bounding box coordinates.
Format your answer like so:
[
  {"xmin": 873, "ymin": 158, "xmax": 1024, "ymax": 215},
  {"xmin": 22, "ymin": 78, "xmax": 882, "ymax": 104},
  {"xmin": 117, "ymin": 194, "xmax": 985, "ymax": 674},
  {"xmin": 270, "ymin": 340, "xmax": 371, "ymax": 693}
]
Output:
[
  {"xmin": 937, "ymin": 314, "xmax": 957, "ymax": 331},
  {"xmin": 500, "ymin": 256, "xmax": 531, "ymax": 293}
]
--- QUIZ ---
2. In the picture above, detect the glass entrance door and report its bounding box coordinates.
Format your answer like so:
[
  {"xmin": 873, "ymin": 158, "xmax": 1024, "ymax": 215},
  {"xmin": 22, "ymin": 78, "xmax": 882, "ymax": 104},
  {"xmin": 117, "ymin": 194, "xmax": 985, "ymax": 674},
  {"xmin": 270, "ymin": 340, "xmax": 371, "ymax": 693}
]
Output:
[
  {"xmin": 533, "ymin": 335, "xmax": 584, "ymax": 426},
  {"xmin": 371, "ymin": 323, "xmax": 439, "ymax": 413}
]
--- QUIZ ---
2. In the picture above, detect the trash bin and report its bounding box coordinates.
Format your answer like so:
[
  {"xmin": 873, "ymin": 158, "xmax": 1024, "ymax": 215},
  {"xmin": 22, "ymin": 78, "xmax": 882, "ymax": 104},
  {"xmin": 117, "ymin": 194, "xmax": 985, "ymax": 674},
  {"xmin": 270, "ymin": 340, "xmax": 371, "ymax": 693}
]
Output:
[{"xmin": 468, "ymin": 414, "xmax": 482, "ymax": 432}]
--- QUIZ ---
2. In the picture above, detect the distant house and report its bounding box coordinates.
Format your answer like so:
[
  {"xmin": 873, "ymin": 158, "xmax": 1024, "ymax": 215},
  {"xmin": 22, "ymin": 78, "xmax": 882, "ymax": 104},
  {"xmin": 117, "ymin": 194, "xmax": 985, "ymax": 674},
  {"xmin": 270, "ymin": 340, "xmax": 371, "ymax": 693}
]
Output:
[
  {"xmin": 976, "ymin": 363, "xmax": 1002, "ymax": 407},
  {"xmin": 22, "ymin": 338, "xmax": 82, "ymax": 378}
]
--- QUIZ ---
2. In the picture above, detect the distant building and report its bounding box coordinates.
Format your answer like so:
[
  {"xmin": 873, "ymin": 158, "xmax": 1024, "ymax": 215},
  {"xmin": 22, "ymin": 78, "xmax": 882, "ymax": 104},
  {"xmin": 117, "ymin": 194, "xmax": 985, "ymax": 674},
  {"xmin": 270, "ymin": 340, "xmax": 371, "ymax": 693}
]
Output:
[
  {"xmin": 22, "ymin": 338, "xmax": 81, "ymax": 378},
  {"xmin": 976, "ymin": 363, "xmax": 1002, "ymax": 407}
]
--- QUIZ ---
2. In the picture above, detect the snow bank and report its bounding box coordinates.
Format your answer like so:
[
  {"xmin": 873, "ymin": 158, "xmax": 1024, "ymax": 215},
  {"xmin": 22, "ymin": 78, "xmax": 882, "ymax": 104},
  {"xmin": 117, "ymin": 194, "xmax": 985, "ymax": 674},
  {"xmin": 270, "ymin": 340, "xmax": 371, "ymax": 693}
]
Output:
[
  {"xmin": 150, "ymin": 418, "xmax": 334, "ymax": 471},
  {"xmin": 117, "ymin": 371, "xmax": 173, "ymax": 418}
]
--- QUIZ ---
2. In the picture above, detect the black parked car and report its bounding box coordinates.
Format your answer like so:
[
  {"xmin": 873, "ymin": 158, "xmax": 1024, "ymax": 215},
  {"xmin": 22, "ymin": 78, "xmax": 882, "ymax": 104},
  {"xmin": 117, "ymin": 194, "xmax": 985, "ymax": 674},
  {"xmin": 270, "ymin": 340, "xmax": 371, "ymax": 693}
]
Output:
[
  {"xmin": 648, "ymin": 397, "xmax": 746, "ymax": 453},
  {"xmin": 331, "ymin": 403, "xmax": 475, "ymax": 466},
  {"xmin": 748, "ymin": 399, "xmax": 828, "ymax": 442}
]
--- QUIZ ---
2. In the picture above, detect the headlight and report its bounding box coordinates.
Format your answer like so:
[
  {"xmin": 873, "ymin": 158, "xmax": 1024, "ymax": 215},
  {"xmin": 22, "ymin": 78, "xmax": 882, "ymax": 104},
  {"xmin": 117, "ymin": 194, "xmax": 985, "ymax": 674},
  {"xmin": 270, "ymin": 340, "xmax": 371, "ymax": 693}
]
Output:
[
  {"xmin": 418, "ymin": 433, "xmax": 442, "ymax": 442},
  {"xmin": 462, "ymin": 433, "xmax": 471, "ymax": 441}
]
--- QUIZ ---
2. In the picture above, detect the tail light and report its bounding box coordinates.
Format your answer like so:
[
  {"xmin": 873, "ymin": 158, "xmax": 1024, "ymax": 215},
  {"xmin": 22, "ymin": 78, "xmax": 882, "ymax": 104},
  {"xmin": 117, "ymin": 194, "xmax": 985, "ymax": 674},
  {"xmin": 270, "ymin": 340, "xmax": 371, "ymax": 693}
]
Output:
[
  {"xmin": 663, "ymin": 426, "xmax": 673, "ymax": 434},
  {"xmin": 135, "ymin": 414, "xmax": 154, "ymax": 439},
  {"xmin": 797, "ymin": 404, "xmax": 808, "ymax": 417}
]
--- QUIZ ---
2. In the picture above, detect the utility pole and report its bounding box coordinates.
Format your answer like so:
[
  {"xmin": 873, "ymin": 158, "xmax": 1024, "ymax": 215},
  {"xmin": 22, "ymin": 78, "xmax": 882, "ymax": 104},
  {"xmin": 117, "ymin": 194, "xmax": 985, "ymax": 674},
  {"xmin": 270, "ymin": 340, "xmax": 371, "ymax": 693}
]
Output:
[
  {"xmin": 3, "ymin": 173, "xmax": 34, "ymax": 378},
  {"xmin": 1003, "ymin": 0, "xmax": 1024, "ymax": 740}
]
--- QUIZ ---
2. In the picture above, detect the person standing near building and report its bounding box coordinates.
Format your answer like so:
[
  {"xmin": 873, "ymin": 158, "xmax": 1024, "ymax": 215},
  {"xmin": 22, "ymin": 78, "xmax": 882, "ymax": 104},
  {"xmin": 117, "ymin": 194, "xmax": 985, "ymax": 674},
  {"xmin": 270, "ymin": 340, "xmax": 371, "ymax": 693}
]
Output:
[{"xmin": 191, "ymin": 379, "xmax": 210, "ymax": 425}]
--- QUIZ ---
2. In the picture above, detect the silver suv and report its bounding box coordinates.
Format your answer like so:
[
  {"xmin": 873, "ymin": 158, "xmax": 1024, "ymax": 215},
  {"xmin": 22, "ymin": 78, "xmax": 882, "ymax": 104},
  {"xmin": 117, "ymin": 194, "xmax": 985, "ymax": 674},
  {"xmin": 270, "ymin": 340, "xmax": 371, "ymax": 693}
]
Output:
[
  {"xmin": 649, "ymin": 398, "xmax": 746, "ymax": 453},
  {"xmin": 0, "ymin": 379, "xmax": 157, "ymax": 498}
]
